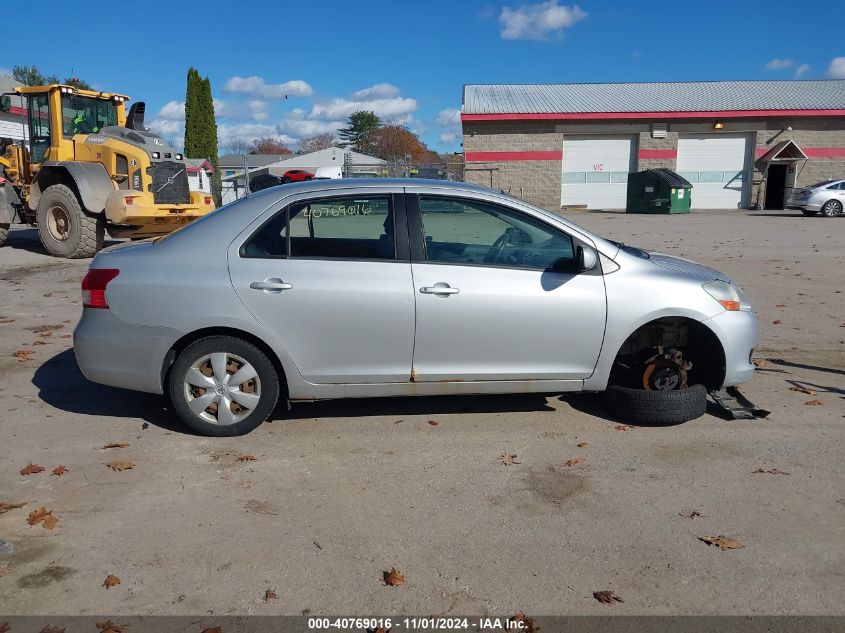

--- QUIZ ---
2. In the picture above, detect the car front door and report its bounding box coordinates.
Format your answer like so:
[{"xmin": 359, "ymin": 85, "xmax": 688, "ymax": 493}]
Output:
[
  {"xmin": 228, "ymin": 191, "xmax": 415, "ymax": 384},
  {"xmin": 407, "ymin": 192, "xmax": 607, "ymax": 382}
]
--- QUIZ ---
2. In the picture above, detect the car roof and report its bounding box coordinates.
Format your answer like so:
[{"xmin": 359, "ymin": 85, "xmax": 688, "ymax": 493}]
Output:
[{"xmin": 247, "ymin": 177, "xmax": 500, "ymax": 199}]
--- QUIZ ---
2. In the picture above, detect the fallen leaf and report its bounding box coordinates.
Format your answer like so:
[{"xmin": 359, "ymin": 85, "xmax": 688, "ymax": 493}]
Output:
[
  {"xmin": 772, "ymin": 320, "xmax": 782, "ymax": 325},
  {"xmin": 593, "ymin": 590, "xmax": 624, "ymax": 604},
  {"xmin": 40, "ymin": 625, "xmax": 67, "ymax": 633},
  {"xmin": 563, "ymin": 457, "xmax": 586, "ymax": 467},
  {"xmin": 699, "ymin": 535, "xmax": 744, "ymax": 550},
  {"xmin": 679, "ymin": 510, "xmax": 704, "ymax": 519},
  {"xmin": 43, "ymin": 292, "xmax": 53, "ymax": 297},
  {"xmin": 752, "ymin": 468, "xmax": 790, "ymax": 475},
  {"xmin": 101, "ymin": 442, "xmax": 129, "ymax": 449},
  {"xmin": 96, "ymin": 621, "xmax": 127, "ymax": 633},
  {"xmin": 752, "ymin": 359, "xmax": 768, "ymax": 368},
  {"xmin": 788, "ymin": 386, "xmax": 817, "ymax": 396},
  {"xmin": 103, "ymin": 574, "xmax": 121, "ymax": 589},
  {"xmin": 499, "ymin": 453, "xmax": 521, "ymax": 465},
  {"xmin": 13, "ymin": 350, "xmax": 34, "ymax": 362},
  {"xmin": 614, "ymin": 424, "xmax": 633, "ymax": 431},
  {"xmin": 33, "ymin": 324, "xmax": 63, "ymax": 332},
  {"xmin": 0, "ymin": 318, "xmax": 15, "ymax": 324},
  {"xmin": 59, "ymin": 334, "xmax": 71, "ymax": 339},
  {"xmin": 106, "ymin": 462, "xmax": 135, "ymax": 472},
  {"xmin": 509, "ymin": 612, "xmax": 539, "ymax": 633},
  {"xmin": 27, "ymin": 506, "xmax": 59, "ymax": 530},
  {"xmin": 577, "ymin": 442, "xmax": 588, "ymax": 448},
  {"xmin": 264, "ymin": 589, "xmax": 278, "ymax": 601},
  {"xmin": 0, "ymin": 502, "xmax": 26, "ymax": 514},
  {"xmin": 805, "ymin": 399, "xmax": 824, "ymax": 406},
  {"xmin": 394, "ymin": 419, "xmax": 404, "ymax": 424},
  {"xmin": 0, "ymin": 624, "xmax": 10, "ymax": 633},
  {"xmin": 37, "ymin": 330, "xmax": 53, "ymax": 338},
  {"xmin": 427, "ymin": 419, "xmax": 439, "ymax": 426},
  {"xmin": 775, "ymin": 304, "xmax": 786, "ymax": 308},
  {"xmin": 201, "ymin": 628, "xmax": 222, "ymax": 633},
  {"xmin": 383, "ymin": 567, "xmax": 405, "ymax": 586},
  {"xmin": 20, "ymin": 463, "xmax": 45, "ymax": 476},
  {"xmin": 236, "ymin": 454, "xmax": 256, "ymax": 462},
  {"xmin": 51, "ymin": 466, "xmax": 69, "ymax": 476}
]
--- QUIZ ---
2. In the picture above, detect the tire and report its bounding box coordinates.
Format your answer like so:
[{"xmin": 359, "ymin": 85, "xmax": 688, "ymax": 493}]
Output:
[
  {"xmin": 36, "ymin": 184, "xmax": 104, "ymax": 258},
  {"xmin": 801, "ymin": 210, "xmax": 818, "ymax": 216},
  {"xmin": 0, "ymin": 223, "xmax": 8, "ymax": 247},
  {"xmin": 168, "ymin": 335, "xmax": 280, "ymax": 436},
  {"xmin": 820, "ymin": 200, "xmax": 842, "ymax": 217},
  {"xmin": 604, "ymin": 383, "xmax": 707, "ymax": 426}
]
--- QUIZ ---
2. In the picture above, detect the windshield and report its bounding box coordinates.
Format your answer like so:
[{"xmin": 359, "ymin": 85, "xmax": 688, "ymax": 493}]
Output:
[{"xmin": 61, "ymin": 94, "xmax": 117, "ymax": 136}]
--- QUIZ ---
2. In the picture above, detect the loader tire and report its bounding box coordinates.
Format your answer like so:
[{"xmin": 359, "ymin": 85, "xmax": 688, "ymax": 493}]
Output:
[
  {"xmin": 36, "ymin": 184, "xmax": 104, "ymax": 258},
  {"xmin": 0, "ymin": 224, "xmax": 8, "ymax": 247}
]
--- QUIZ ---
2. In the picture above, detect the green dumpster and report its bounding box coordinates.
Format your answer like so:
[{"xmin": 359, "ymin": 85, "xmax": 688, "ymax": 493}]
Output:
[{"xmin": 626, "ymin": 168, "xmax": 693, "ymax": 214}]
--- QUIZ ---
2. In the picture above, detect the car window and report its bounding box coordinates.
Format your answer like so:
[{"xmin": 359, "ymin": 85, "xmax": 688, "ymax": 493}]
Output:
[
  {"xmin": 419, "ymin": 196, "xmax": 574, "ymax": 270},
  {"xmin": 241, "ymin": 196, "xmax": 395, "ymax": 260}
]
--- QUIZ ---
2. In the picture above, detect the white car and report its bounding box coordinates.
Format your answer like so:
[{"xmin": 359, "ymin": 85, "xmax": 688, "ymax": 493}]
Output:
[{"xmin": 787, "ymin": 179, "xmax": 845, "ymax": 217}]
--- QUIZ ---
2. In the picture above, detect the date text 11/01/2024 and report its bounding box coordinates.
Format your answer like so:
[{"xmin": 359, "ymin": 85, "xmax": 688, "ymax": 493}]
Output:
[{"xmin": 307, "ymin": 617, "xmax": 532, "ymax": 630}]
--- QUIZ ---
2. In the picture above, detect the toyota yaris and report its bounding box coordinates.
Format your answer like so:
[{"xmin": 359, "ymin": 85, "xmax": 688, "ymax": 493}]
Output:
[{"xmin": 74, "ymin": 179, "xmax": 757, "ymax": 436}]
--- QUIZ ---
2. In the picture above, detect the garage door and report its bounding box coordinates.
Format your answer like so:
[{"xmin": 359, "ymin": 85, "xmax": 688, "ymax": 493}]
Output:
[
  {"xmin": 676, "ymin": 134, "xmax": 752, "ymax": 209},
  {"xmin": 561, "ymin": 136, "xmax": 636, "ymax": 209}
]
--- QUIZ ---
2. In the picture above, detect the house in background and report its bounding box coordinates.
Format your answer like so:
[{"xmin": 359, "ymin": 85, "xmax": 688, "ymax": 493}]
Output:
[
  {"xmin": 0, "ymin": 74, "xmax": 28, "ymax": 142},
  {"xmin": 185, "ymin": 159, "xmax": 214, "ymax": 194}
]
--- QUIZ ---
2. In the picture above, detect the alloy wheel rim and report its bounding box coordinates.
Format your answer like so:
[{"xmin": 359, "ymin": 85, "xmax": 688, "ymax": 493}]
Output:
[
  {"xmin": 47, "ymin": 206, "xmax": 71, "ymax": 241},
  {"xmin": 183, "ymin": 352, "xmax": 261, "ymax": 425},
  {"xmin": 823, "ymin": 201, "xmax": 841, "ymax": 216}
]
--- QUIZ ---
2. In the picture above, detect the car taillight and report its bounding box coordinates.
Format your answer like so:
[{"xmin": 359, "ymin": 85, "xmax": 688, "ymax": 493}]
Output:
[{"xmin": 81, "ymin": 269, "xmax": 120, "ymax": 309}]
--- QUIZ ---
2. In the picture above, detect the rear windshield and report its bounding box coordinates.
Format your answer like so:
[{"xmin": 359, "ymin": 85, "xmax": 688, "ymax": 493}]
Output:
[{"xmin": 808, "ymin": 180, "xmax": 835, "ymax": 189}]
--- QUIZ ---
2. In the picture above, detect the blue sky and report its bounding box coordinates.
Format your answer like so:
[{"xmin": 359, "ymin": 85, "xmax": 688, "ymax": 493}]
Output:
[{"xmin": 3, "ymin": 0, "xmax": 844, "ymax": 153}]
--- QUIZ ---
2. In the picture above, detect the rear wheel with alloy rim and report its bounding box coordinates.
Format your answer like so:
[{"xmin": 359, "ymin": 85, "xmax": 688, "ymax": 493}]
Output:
[
  {"xmin": 821, "ymin": 200, "xmax": 842, "ymax": 217},
  {"xmin": 168, "ymin": 335, "xmax": 280, "ymax": 436}
]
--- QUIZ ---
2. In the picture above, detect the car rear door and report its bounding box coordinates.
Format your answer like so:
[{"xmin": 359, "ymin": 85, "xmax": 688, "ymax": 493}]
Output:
[
  {"xmin": 406, "ymin": 190, "xmax": 607, "ymax": 381},
  {"xmin": 228, "ymin": 189, "xmax": 415, "ymax": 384}
]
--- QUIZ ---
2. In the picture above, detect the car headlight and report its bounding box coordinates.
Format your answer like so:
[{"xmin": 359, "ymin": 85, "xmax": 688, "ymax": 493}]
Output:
[{"xmin": 703, "ymin": 280, "xmax": 751, "ymax": 312}]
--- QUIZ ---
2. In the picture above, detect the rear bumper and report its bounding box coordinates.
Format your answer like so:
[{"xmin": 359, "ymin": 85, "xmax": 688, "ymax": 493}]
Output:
[
  {"xmin": 74, "ymin": 309, "xmax": 181, "ymax": 395},
  {"xmin": 786, "ymin": 198, "xmax": 821, "ymax": 211},
  {"xmin": 704, "ymin": 309, "xmax": 758, "ymax": 387}
]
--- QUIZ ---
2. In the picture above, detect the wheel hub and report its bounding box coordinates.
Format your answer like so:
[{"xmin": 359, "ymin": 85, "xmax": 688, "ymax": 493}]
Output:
[
  {"xmin": 642, "ymin": 347, "xmax": 692, "ymax": 391},
  {"xmin": 183, "ymin": 352, "xmax": 261, "ymax": 425},
  {"xmin": 47, "ymin": 206, "xmax": 71, "ymax": 242}
]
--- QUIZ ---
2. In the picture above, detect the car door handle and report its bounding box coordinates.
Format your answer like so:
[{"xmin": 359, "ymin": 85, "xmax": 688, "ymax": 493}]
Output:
[
  {"xmin": 420, "ymin": 284, "xmax": 460, "ymax": 295},
  {"xmin": 249, "ymin": 278, "xmax": 293, "ymax": 293}
]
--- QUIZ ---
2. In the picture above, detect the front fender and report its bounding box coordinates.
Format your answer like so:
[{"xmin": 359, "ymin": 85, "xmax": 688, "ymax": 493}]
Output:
[{"xmin": 32, "ymin": 162, "xmax": 115, "ymax": 212}]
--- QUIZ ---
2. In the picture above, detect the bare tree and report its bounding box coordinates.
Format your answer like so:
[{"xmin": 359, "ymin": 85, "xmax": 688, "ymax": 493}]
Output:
[
  {"xmin": 223, "ymin": 137, "xmax": 251, "ymax": 155},
  {"xmin": 299, "ymin": 132, "xmax": 336, "ymax": 154}
]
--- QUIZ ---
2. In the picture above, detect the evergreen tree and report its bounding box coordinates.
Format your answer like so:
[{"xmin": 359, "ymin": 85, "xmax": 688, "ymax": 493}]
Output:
[
  {"xmin": 184, "ymin": 68, "xmax": 221, "ymax": 205},
  {"xmin": 337, "ymin": 111, "xmax": 380, "ymax": 153}
]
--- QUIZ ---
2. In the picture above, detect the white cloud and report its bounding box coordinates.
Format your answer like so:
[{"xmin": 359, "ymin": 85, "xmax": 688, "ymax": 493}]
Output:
[
  {"xmin": 278, "ymin": 111, "xmax": 345, "ymax": 139},
  {"xmin": 765, "ymin": 58, "xmax": 794, "ymax": 70},
  {"xmin": 439, "ymin": 132, "xmax": 458, "ymax": 145},
  {"xmin": 435, "ymin": 108, "xmax": 461, "ymax": 128},
  {"xmin": 794, "ymin": 64, "xmax": 811, "ymax": 79},
  {"xmin": 223, "ymin": 76, "xmax": 313, "ymax": 99},
  {"xmin": 351, "ymin": 83, "xmax": 401, "ymax": 100},
  {"xmin": 156, "ymin": 100, "xmax": 185, "ymax": 120},
  {"xmin": 214, "ymin": 98, "xmax": 268, "ymax": 121},
  {"xmin": 309, "ymin": 96, "xmax": 417, "ymax": 121},
  {"xmin": 148, "ymin": 118, "xmax": 182, "ymax": 136},
  {"xmin": 828, "ymin": 57, "xmax": 845, "ymax": 79},
  {"xmin": 499, "ymin": 1, "xmax": 586, "ymax": 41}
]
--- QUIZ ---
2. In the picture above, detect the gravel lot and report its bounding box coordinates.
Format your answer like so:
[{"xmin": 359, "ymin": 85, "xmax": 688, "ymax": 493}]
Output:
[{"xmin": 0, "ymin": 209, "xmax": 843, "ymax": 617}]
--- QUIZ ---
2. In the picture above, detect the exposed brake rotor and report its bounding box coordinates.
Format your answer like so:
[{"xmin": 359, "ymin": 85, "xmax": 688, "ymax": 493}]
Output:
[{"xmin": 642, "ymin": 347, "xmax": 692, "ymax": 391}]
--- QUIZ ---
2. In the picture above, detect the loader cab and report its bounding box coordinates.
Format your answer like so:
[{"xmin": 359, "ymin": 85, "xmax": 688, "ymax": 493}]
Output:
[{"xmin": 14, "ymin": 85, "xmax": 128, "ymax": 166}]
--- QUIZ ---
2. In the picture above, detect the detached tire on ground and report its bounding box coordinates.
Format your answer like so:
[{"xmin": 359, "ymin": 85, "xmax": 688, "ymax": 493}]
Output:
[
  {"xmin": 168, "ymin": 335, "xmax": 280, "ymax": 436},
  {"xmin": 604, "ymin": 384, "xmax": 708, "ymax": 425},
  {"xmin": 36, "ymin": 184, "xmax": 104, "ymax": 258}
]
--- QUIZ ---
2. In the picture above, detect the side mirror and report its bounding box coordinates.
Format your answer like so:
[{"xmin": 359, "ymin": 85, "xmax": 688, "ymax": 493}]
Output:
[
  {"xmin": 577, "ymin": 245, "xmax": 599, "ymax": 272},
  {"xmin": 0, "ymin": 95, "xmax": 10, "ymax": 113}
]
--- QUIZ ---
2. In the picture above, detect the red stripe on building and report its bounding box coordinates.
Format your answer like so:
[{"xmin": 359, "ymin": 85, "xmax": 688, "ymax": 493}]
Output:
[
  {"xmin": 638, "ymin": 149, "xmax": 677, "ymax": 159},
  {"xmin": 803, "ymin": 147, "xmax": 845, "ymax": 158},
  {"xmin": 464, "ymin": 150, "xmax": 562, "ymax": 162},
  {"xmin": 461, "ymin": 109, "xmax": 845, "ymax": 122},
  {"xmin": 9, "ymin": 106, "xmax": 26, "ymax": 116}
]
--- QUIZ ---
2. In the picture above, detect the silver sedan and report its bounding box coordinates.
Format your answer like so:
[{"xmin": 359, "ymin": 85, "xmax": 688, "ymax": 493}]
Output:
[
  {"xmin": 787, "ymin": 179, "xmax": 845, "ymax": 217},
  {"xmin": 74, "ymin": 179, "xmax": 757, "ymax": 436}
]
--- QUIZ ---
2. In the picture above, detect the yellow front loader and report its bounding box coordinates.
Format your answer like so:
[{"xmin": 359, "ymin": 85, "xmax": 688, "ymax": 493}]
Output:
[{"xmin": 0, "ymin": 84, "xmax": 215, "ymax": 257}]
